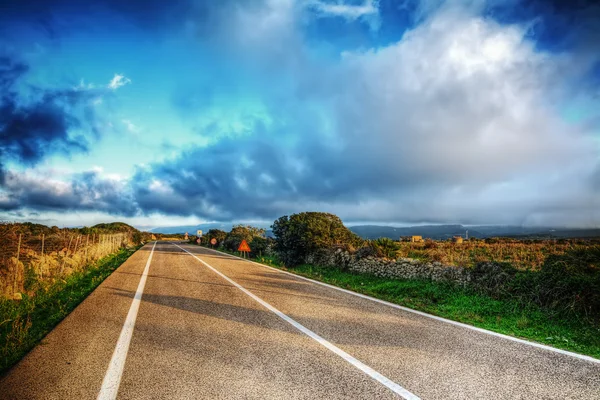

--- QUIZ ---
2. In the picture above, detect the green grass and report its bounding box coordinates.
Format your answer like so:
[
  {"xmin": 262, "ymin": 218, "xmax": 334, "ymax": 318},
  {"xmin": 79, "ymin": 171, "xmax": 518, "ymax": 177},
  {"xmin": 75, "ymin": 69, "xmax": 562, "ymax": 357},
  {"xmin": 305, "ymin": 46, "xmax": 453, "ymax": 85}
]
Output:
[{"xmin": 0, "ymin": 246, "xmax": 139, "ymax": 374}]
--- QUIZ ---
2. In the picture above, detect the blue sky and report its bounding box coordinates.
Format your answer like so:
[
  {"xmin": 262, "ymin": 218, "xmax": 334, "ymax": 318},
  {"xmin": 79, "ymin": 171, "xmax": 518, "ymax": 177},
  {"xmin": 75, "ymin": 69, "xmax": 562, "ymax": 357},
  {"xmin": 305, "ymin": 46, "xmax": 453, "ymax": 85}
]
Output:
[{"xmin": 0, "ymin": 0, "xmax": 599, "ymax": 229}]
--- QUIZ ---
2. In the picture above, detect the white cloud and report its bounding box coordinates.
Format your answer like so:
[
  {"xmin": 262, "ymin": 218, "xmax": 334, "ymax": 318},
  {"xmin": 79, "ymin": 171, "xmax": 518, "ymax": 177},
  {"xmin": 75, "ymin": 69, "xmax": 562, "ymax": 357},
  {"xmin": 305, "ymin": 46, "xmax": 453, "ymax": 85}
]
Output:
[
  {"xmin": 306, "ymin": 0, "xmax": 378, "ymax": 19},
  {"xmin": 122, "ymin": 119, "xmax": 140, "ymax": 134},
  {"xmin": 108, "ymin": 73, "xmax": 131, "ymax": 90}
]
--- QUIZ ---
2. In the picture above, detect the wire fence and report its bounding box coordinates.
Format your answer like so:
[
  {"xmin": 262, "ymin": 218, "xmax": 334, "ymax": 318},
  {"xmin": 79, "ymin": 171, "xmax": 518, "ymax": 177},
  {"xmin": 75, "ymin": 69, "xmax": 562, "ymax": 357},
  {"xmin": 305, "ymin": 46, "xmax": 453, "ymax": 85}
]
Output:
[{"xmin": 0, "ymin": 231, "xmax": 132, "ymax": 299}]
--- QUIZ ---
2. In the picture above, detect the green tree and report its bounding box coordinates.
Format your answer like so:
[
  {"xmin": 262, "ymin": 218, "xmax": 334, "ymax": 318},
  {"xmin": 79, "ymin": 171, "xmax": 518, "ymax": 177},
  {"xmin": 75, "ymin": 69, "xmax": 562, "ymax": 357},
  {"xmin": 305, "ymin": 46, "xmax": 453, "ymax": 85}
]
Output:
[
  {"xmin": 223, "ymin": 225, "xmax": 266, "ymax": 252},
  {"xmin": 271, "ymin": 212, "xmax": 364, "ymax": 266},
  {"xmin": 205, "ymin": 229, "xmax": 227, "ymax": 246}
]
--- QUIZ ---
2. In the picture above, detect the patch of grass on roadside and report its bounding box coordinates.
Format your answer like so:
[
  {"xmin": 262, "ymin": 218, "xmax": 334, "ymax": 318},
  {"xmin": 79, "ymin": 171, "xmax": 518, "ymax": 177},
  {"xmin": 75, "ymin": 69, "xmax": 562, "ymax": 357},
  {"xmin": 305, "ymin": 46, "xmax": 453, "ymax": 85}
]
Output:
[{"xmin": 0, "ymin": 246, "xmax": 140, "ymax": 374}]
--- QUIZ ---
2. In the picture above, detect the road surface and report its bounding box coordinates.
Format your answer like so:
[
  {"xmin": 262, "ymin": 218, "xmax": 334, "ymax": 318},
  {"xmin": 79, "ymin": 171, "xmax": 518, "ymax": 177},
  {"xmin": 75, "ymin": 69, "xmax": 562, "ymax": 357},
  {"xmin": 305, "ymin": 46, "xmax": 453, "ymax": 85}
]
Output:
[{"xmin": 1, "ymin": 241, "xmax": 598, "ymax": 399}]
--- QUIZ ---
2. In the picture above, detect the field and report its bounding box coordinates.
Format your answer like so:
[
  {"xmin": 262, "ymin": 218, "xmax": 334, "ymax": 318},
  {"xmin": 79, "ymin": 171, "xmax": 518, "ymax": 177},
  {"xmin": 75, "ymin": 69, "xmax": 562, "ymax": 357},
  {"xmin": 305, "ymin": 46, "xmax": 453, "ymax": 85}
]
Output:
[
  {"xmin": 392, "ymin": 238, "xmax": 598, "ymax": 270},
  {"xmin": 0, "ymin": 223, "xmax": 137, "ymax": 299}
]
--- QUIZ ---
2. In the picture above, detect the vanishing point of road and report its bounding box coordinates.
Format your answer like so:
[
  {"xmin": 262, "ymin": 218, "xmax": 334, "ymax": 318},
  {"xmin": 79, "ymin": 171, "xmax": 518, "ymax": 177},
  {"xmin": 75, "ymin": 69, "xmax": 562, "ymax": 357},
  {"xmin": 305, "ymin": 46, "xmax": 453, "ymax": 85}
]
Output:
[{"xmin": 1, "ymin": 242, "xmax": 599, "ymax": 399}]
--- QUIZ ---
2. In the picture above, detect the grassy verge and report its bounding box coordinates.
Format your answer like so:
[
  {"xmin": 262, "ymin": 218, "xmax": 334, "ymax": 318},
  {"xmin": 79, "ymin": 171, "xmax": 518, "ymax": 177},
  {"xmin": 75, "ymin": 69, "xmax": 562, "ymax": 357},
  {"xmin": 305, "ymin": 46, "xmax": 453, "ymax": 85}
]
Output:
[
  {"xmin": 0, "ymin": 246, "xmax": 140, "ymax": 374},
  {"xmin": 201, "ymin": 246, "xmax": 600, "ymax": 359}
]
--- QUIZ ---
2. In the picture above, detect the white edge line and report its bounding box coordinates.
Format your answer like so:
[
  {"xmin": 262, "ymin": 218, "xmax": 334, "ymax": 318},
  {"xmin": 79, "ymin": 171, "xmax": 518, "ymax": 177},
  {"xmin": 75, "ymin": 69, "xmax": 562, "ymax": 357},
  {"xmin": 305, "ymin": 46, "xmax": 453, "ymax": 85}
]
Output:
[
  {"xmin": 97, "ymin": 241, "xmax": 157, "ymax": 400},
  {"xmin": 172, "ymin": 243, "xmax": 419, "ymax": 400},
  {"xmin": 188, "ymin": 243, "xmax": 600, "ymax": 365}
]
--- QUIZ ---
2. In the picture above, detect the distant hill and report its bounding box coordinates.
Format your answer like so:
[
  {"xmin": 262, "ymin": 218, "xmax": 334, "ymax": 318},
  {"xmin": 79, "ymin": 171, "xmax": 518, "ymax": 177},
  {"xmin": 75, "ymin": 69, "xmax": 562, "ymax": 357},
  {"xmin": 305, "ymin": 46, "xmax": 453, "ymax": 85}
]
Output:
[
  {"xmin": 89, "ymin": 222, "xmax": 137, "ymax": 233},
  {"xmin": 350, "ymin": 224, "xmax": 600, "ymax": 240},
  {"xmin": 349, "ymin": 225, "xmax": 479, "ymax": 240},
  {"xmin": 2, "ymin": 221, "xmax": 147, "ymax": 237},
  {"xmin": 145, "ymin": 223, "xmax": 238, "ymax": 235}
]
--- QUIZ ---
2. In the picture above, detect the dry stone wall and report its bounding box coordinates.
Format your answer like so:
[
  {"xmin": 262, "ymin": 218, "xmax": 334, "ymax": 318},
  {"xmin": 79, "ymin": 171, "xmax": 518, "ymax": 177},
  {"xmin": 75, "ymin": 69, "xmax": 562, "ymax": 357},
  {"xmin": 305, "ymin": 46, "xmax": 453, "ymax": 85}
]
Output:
[{"xmin": 306, "ymin": 247, "xmax": 473, "ymax": 286}]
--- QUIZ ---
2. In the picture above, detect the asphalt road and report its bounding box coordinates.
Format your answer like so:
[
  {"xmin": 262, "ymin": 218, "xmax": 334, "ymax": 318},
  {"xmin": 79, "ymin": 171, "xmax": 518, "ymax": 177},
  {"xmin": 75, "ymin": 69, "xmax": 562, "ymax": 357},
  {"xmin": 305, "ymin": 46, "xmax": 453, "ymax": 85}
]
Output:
[{"xmin": 1, "ymin": 241, "xmax": 599, "ymax": 399}]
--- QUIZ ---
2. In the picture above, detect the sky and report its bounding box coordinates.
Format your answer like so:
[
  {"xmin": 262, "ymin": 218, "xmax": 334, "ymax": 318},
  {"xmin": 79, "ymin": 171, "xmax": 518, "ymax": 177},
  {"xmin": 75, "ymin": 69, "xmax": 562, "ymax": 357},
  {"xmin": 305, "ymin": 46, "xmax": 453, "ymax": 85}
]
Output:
[{"xmin": 0, "ymin": 0, "xmax": 599, "ymax": 229}]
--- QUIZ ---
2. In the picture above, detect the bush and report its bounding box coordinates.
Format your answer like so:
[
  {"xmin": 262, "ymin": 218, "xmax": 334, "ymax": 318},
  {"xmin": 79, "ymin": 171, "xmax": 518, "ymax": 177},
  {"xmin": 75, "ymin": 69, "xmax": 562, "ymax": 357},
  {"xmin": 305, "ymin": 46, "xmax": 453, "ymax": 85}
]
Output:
[
  {"xmin": 471, "ymin": 262, "xmax": 518, "ymax": 297},
  {"xmin": 223, "ymin": 225, "xmax": 265, "ymax": 252},
  {"xmin": 372, "ymin": 238, "xmax": 399, "ymax": 259},
  {"xmin": 205, "ymin": 229, "xmax": 227, "ymax": 247},
  {"xmin": 271, "ymin": 212, "xmax": 364, "ymax": 266},
  {"xmin": 355, "ymin": 245, "xmax": 379, "ymax": 259},
  {"xmin": 529, "ymin": 247, "xmax": 600, "ymax": 320},
  {"xmin": 248, "ymin": 236, "xmax": 268, "ymax": 258}
]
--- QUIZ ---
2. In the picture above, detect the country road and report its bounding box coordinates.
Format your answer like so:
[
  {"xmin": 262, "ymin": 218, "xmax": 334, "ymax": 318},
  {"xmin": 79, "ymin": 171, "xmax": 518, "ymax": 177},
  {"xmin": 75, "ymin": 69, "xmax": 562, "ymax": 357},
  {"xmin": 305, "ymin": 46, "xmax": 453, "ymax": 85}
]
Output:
[{"xmin": 1, "ymin": 242, "xmax": 599, "ymax": 399}]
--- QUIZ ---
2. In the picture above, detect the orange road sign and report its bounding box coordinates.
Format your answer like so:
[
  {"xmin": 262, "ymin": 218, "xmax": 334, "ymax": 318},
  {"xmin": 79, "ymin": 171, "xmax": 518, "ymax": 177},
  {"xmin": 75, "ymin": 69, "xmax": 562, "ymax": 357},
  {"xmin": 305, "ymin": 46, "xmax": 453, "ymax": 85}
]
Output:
[
  {"xmin": 210, "ymin": 238, "xmax": 217, "ymax": 245},
  {"xmin": 238, "ymin": 239, "xmax": 251, "ymax": 252}
]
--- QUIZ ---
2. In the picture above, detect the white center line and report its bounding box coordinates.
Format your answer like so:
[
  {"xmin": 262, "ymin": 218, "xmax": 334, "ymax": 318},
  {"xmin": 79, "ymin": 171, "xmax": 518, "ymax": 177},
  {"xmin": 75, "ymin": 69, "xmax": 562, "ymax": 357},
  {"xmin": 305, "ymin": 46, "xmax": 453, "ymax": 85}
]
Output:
[
  {"xmin": 97, "ymin": 241, "xmax": 157, "ymax": 400},
  {"xmin": 172, "ymin": 242, "xmax": 419, "ymax": 400}
]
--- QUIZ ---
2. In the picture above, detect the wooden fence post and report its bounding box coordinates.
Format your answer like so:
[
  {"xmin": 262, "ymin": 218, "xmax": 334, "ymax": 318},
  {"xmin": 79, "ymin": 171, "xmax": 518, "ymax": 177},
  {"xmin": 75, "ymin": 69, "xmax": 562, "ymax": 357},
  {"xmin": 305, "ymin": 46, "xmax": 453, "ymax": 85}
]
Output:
[
  {"xmin": 14, "ymin": 234, "xmax": 22, "ymax": 296},
  {"xmin": 16, "ymin": 234, "xmax": 21, "ymax": 263},
  {"xmin": 61, "ymin": 235, "xmax": 73, "ymax": 273},
  {"xmin": 73, "ymin": 235, "xmax": 80, "ymax": 255}
]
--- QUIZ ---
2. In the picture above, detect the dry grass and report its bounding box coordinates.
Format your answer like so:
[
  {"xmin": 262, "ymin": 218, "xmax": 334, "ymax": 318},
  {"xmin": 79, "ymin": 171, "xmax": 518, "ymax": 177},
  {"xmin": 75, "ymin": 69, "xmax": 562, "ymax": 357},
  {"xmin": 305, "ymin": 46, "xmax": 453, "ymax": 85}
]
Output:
[
  {"xmin": 0, "ymin": 223, "xmax": 133, "ymax": 299},
  {"xmin": 394, "ymin": 238, "xmax": 599, "ymax": 270}
]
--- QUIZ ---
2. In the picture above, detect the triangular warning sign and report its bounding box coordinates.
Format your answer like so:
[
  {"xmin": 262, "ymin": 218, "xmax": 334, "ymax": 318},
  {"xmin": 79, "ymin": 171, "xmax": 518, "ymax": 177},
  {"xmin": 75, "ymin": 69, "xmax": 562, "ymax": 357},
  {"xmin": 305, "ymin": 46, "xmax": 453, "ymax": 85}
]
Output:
[{"xmin": 238, "ymin": 239, "xmax": 251, "ymax": 252}]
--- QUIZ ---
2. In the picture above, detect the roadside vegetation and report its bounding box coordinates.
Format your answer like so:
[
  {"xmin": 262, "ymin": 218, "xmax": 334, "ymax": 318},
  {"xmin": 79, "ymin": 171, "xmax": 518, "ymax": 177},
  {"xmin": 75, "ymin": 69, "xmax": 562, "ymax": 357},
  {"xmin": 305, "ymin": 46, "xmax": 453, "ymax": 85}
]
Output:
[
  {"xmin": 0, "ymin": 247, "xmax": 139, "ymax": 373},
  {"xmin": 190, "ymin": 212, "xmax": 600, "ymax": 359},
  {"xmin": 394, "ymin": 238, "xmax": 597, "ymax": 270}
]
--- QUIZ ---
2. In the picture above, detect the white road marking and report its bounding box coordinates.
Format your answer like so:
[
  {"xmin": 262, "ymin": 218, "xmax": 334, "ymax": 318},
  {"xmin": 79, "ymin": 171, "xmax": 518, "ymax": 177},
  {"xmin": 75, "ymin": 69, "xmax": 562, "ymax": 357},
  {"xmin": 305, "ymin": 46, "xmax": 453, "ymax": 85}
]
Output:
[
  {"xmin": 97, "ymin": 241, "xmax": 157, "ymax": 400},
  {"xmin": 199, "ymin": 244, "xmax": 600, "ymax": 365},
  {"xmin": 172, "ymin": 243, "xmax": 419, "ymax": 400}
]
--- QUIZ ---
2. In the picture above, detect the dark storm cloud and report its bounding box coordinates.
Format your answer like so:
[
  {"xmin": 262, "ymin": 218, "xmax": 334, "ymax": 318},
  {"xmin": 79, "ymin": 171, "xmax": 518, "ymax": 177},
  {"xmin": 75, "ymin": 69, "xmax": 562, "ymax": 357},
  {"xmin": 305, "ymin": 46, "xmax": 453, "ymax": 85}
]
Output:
[
  {"xmin": 0, "ymin": 55, "xmax": 100, "ymax": 184},
  {"xmin": 0, "ymin": 170, "xmax": 138, "ymax": 216},
  {"xmin": 485, "ymin": 0, "xmax": 600, "ymax": 51},
  {"xmin": 0, "ymin": 0, "xmax": 267, "ymax": 39}
]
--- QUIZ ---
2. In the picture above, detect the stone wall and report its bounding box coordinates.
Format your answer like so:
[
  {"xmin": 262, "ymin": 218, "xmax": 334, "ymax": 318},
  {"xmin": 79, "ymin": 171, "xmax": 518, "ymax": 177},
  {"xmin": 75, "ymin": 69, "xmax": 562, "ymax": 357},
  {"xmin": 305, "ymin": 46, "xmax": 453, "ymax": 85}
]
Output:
[
  {"xmin": 305, "ymin": 247, "xmax": 473, "ymax": 287},
  {"xmin": 349, "ymin": 256, "xmax": 472, "ymax": 286}
]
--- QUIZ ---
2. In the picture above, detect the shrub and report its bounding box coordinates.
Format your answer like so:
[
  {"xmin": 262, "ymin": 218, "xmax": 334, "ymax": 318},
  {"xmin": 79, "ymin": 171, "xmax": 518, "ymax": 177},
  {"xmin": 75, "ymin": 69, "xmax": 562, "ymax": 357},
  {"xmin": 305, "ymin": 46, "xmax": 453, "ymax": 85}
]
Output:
[
  {"xmin": 371, "ymin": 238, "xmax": 399, "ymax": 259},
  {"xmin": 471, "ymin": 262, "xmax": 518, "ymax": 297},
  {"xmin": 249, "ymin": 236, "xmax": 267, "ymax": 258},
  {"xmin": 205, "ymin": 229, "xmax": 227, "ymax": 246},
  {"xmin": 423, "ymin": 240, "xmax": 437, "ymax": 249},
  {"xmin": 355, "ymin": 244, "xmax": 378, "ymax": 259},
  {"xmin": 529, "ymin": 247, "xmax": 600, "ymax": 320},
  {"xmin": 272, "ymin": 212, "xmax": 364, "ymax": 266},
  {"xmin": 223, "ymin": 225, "xmax": 266, "ymax": 252}
]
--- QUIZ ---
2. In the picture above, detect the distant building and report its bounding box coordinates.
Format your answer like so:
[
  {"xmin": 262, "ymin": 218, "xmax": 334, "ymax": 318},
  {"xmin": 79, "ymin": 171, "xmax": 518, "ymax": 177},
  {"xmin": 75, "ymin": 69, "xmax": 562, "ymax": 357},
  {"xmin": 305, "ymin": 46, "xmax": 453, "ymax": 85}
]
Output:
[
  {"xmin": 453, "ymin": 236, "xmax": 463, "ymax": 244},
  {"xmin": 411, "ymin": 235, "xmax": 424, "ymax": 243}
]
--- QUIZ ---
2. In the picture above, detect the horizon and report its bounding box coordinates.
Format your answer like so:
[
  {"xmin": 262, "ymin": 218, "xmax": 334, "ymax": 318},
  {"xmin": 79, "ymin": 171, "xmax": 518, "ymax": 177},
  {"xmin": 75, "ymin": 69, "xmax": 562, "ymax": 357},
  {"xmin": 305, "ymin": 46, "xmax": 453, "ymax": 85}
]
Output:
[
  {"xmin": 4, "ymin": 218, "xmax": 598, "ymax": 233},
  {"xmin": 1, "ymin": 0, "xmax": 599, "ymax": 228}
]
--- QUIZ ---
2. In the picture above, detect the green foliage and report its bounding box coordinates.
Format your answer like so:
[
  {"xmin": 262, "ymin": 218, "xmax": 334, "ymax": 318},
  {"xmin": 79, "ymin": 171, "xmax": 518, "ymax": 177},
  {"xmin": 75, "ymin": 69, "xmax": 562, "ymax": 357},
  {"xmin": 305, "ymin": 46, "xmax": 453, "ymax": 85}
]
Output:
[
  {"xmin": 505, "ymin": 247, "xmax": 600, "ymax": 321},
  {"xmin": 223, "ymin": 225, "xmax": 266, "ymax": 252},
  {"xmin": 354, "ymin": 238, "xmax": 399, "ymax": 259},
  {"xmin": 205, "ymin": 229, "xmax": 227, "ymax": 246},
  {"xmin": 248, "ymin": 236, "xmax": 275, "ymax": 258},
  {"xmin": 80, "ymin": 222, "xmax": 137, "ymax": 235},
  {"xmin": 372, "ymin": 238, "xmax": 399, "ymax": 259},
  {"xmin": 272, "ymin": 212, "xmax": 364, "ymax": 266}
]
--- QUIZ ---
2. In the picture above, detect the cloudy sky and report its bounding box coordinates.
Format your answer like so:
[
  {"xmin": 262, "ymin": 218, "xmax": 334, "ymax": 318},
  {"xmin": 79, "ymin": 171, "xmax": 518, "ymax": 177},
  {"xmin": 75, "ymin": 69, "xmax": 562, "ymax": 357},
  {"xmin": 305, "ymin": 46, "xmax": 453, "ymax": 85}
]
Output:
[{"xmin": 0, "ymin": 0, "xmax": 599, "ymax": 228}]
